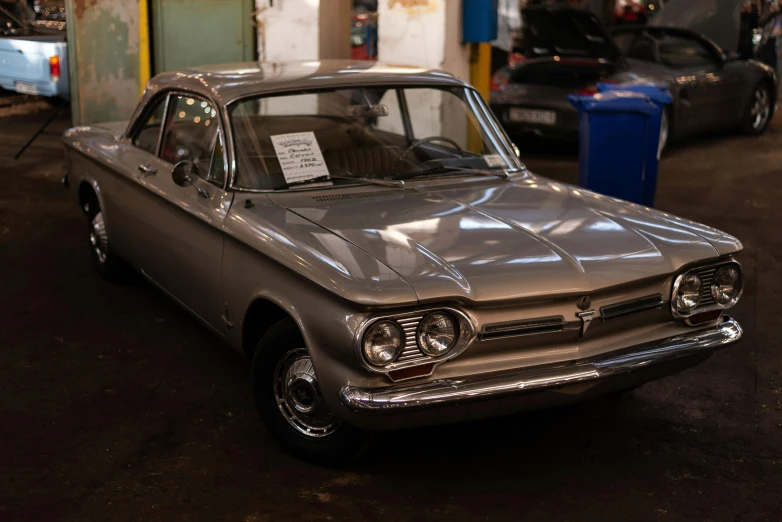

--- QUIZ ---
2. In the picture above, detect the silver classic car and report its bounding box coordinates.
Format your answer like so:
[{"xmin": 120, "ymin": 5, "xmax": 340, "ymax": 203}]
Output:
[{"xmin": 63, "ymin": 61, "xmax": 744, "ymax": 464}]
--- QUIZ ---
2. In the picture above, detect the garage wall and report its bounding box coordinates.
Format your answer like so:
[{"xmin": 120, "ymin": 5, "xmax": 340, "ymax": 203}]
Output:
[
  {"xmin": 151, "ymin": 0, "xmax": 255, "ymax": 73},
  {"xmin": 66, "ymin": 0, "xmax": 141, "ymax": 125},
  {"xmin": 257, "ymin": 0, "xmax": 350, "ymax": 62}
]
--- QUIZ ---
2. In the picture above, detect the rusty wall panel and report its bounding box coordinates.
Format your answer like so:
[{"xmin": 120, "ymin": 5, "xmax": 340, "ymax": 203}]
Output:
[{"xmin": 66, "ymin": 0, "xmax": 141, "ymax": 125}]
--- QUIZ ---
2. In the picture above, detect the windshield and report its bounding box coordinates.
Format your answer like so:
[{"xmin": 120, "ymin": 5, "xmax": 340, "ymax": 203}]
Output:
[{"xmin": 230, "ymin": 86, "xmax": 521, "ymax": 190}]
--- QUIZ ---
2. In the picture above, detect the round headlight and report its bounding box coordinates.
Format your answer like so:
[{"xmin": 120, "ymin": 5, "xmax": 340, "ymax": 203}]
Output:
[
  {"xmin": 711, "ymin": 265, "xmax": 741, "ymax": 305},
  {"xmin": 674, "ymin": 272, "xmax": 702, "ymax": 313},
  {"xmin": 417, "ymin": 312, "xmax": 457, "ymax": 357},
  {"xmin": 362, "ymin": 321, "xmax": 403, "ymax": 366}
]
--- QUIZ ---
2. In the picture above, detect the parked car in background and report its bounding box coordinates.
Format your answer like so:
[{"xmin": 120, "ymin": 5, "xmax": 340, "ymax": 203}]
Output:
[
  {"xmin": 0, "ymin": 5, "xmax": 68, "ymax": 99},
  {"xmin": 64, "ymin": 61, "xmax": 744, "ymax": 464},
  {"xmin": 351, "ymin": 12, "xmax": 377, "ymax": 61},
  {"xmin": 491, "ymin": 5, "xmax": 776, "ymax": 153}
]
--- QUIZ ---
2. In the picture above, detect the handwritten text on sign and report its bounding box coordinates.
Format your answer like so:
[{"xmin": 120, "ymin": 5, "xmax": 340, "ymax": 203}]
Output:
[{"xmin": 270, "ymin": 132, "xmax": 329, "ymax": 184}]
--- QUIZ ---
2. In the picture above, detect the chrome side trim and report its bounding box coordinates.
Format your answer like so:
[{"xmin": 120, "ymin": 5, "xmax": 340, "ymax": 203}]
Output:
[
  {"xmin": 480, "ymin": 315, "xmax": 564, "ymax": 340},
  {"xmin": 600, "ymin": 294, "xmax": 664, "ymax": 321},
  {"xmin": 340, "ymin": 317, "xmax": 742, "ymax": 413}
]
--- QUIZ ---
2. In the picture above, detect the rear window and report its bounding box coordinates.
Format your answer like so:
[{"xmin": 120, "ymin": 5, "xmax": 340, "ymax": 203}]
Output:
[
  {"xmin": 508, "ymin": 63, "xmax": 615, "ymax": 89},
  {"xmin": 523, "ymin": 9, "xmax": 617, "ymax": 60}
]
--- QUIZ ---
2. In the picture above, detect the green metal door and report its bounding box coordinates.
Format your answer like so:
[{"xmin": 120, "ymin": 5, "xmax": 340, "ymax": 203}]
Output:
[{"xmin": 152, "ymin": 0, "xmax": 255, "ymax": 73}]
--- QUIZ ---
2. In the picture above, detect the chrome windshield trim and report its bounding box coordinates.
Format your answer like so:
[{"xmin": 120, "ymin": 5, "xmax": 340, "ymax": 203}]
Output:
[{"xmin": 340, "ymin": 317, "xmax": 742, "ymax": 413}]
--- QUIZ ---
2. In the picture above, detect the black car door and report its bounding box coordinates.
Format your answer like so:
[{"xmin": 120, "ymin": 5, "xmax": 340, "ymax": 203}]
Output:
[{"xmin": 655, "ymin": 31, "xmax": 740, "ymax": 132}]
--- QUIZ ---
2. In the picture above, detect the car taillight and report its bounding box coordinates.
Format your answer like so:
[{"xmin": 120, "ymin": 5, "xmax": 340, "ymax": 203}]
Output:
[
  {"xmin": 508, "ymin": 52, "xmax": 525, "ymax": 66},
  {"xmin": 575, "ymin": 79, "xmax": 620, "ymax": 96},
  {"xmin": 490, "ymin": 73, "xmax": 508, "ymax": 92},
  {"xmin": 49, "ymin": 56, "xmax": 61, "ymax": 82},
  {"xmin": 575, "ymin": 85, "xmax": 599, "ymax": 95}
]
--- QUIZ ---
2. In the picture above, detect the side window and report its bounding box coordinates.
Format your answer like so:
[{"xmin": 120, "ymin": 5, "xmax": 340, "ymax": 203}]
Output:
[
  {"xmin": 132, "ymin": 97, "xmax": 167, "ymax": 155},
  {"xmin": 160, "ymin": 94, "xmax": 226, "ymax": 185},
  {"xmin": 658, "ymin": 35, "xmax": 716, "ymax": 68}
]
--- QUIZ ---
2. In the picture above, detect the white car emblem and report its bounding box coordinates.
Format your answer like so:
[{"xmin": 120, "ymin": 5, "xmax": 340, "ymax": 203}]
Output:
[{"xmin": 576, "ymin": 310, "xmax": 595, "ymax": 338}]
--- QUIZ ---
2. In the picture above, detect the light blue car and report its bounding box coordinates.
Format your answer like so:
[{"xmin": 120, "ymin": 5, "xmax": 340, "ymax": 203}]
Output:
[{"xmin": 0, "ymin": 5, "xmax": 68, "ymax": 100}]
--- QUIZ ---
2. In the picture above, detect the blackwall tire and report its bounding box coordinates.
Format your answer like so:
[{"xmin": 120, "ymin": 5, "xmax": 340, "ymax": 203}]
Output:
[{"xmin": 251, "ymin": 318, "xmax": 373, "ymax": 466}]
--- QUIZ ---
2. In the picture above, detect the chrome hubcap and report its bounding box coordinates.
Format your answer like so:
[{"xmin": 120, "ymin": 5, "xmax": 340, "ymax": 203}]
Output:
[
  {"xmin": 90, "ymin": 211, "xmax": 108, "ymax": 264},
  {"xmin": 274, "ymin": 349, "xmax": 339, "ymax": 438},
  {"xmin": 751, "ymin": 87, "xmax": 771, "ymax": 130}
]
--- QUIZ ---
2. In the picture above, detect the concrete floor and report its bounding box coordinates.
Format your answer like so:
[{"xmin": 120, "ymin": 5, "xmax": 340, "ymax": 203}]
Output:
[{"xmin": 1, "ymin": 95, "xmax": 781, "ymax": 521}]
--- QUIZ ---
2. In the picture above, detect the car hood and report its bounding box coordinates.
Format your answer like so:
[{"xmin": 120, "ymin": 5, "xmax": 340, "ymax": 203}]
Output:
[
  {"xmin": 270, "ymin": 173, "xmax": 741, "ymax": 304},
  {"xmin": 523, "ymin": 5, "xmax": 620, "ymax": 62}
]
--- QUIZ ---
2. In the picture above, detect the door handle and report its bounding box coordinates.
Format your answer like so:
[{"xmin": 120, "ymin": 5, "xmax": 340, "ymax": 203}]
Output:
[{"xmin": 137, "ymin": 163, "xmax": 157, "ymax": 175}]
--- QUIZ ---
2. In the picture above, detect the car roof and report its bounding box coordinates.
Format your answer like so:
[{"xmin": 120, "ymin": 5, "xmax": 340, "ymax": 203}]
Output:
[{"xmin": 146, "ymin": 60, "xmax": 470, "ymax": 105}]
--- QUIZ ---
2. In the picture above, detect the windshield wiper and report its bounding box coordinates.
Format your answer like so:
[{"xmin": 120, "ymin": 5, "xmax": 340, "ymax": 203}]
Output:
[
  {"xmin": 276, "ymin": 174, "xmax": 404, "ymax": 190},
  {"xmin": 394, "ymin": 165, "xmax": 521, "ymax": 181}
]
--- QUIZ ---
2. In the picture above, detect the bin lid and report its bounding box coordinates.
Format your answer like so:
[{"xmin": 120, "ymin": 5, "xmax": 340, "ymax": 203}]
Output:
[
  {"xmin": 597, "ymin": 81, "xmax": 673, "ymax": 105},
  {"xmin": 568, "ymin": 90, "xmax": 659, "ymax": 114}
]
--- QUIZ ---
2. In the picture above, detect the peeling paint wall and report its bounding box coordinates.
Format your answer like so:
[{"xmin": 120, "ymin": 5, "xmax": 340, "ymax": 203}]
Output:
[
  {"xmin": 378, "ymin": 0, "xmax": 470, "ymax": 137},
  {"xmin": 66, "ymin": 0, "xmax": 141, "ymax": 125},
  {"xmin": 256, "ymin": 0, "xmax": 349, "ymax": 62},
  {"xmin": 378, "ymin": 0, "xmax": 445, "ymax": 69},
  {"xmin": 257, "ymin": 0, "xmax": 319, "ymax": 61}
]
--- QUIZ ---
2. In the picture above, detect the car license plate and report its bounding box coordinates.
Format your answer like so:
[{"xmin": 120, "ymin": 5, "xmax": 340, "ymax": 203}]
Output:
[
  {"xmin": 509, "ymin": 108, "xmax": 557, "ymax": 126},
  {"xmin": 15, "ymin": 82, "xmax": 39, "ymax": 95}
]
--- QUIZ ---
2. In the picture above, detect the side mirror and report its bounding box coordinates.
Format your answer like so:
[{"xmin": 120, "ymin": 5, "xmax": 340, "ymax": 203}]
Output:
[
  {"xmin": 172, "ymin": 161, "xmax": 210, "ymax": 198},
  {"xmin": 172, "ymin": 160, "xmax": 193, "ymax": 187},
  {"xmin": 722, "ymin": 51, "xmax": 740, "ymax": 63}
]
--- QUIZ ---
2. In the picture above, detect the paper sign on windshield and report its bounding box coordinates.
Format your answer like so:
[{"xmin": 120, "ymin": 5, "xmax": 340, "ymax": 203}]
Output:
[
  {"xmin": 270, "ymin": 132, "xmax": 329, "ymax": 184},
  {"xmin": 483, "ymin": 154, "xmax": 505, "ymax": 168}
]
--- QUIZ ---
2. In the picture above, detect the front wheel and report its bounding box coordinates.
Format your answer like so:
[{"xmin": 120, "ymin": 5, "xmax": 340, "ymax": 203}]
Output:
[
  {"xmin": 86, "ymin": 195, "xmax": 130, "ymax": 282},
  {"xmin": 741, "ymin": 82, "xmax": 773, "ymax": 135},
  {"xmin": 251, "ymin": 318, "xmax": 372, "ymax": 465}
]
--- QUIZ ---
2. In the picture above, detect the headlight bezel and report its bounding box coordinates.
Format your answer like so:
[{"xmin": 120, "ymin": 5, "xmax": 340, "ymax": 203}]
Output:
[
  {"xmin": 671, "ymin": 260, "xmax": 743, "ymax": 319},
  {"xmin": 361, "ymin": 320, "xmax": 405, "ymax": 367},
  {"xmin": 417, "ymin": 311, "xmax": 458, "ymax": 357},
  {"xmin": 355, "ymin": 307, "xmax": 476, "ymax": 375},
  {"xmin": 673, "ymin": 272, "xmax": 703, "ymax": 314},
  {"xmin": 711, "ymin": 265, "xmax": 742, "ymax": 307}
]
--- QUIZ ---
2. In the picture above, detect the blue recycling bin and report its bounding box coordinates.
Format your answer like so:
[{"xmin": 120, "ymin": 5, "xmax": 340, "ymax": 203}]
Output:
[
  {"xmin": 568, "ymin": 86, "xmax": 671, "ymax": 207},
  {"xmin": 597, "ymin": 82, "xmax": 672, "ymax": 205}
]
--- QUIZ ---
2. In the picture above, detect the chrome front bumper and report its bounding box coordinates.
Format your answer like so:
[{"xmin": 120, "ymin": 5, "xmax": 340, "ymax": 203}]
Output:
[{"xmin": 339, "ymin": 317, "xmax": 742, "ymax": 414}]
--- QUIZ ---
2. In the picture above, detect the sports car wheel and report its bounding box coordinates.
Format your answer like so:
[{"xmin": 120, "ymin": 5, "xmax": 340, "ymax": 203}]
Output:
[
  {"xmin": 252, "ymin": 318, "xmax": 373, "ymax": 465},
  {"xmin": 86, "ymin": 195, "xmax": 129, "ymax": 282},
  {"xmin": 742, "ymin": 82, "xmax": 772, "ymax": 135}
]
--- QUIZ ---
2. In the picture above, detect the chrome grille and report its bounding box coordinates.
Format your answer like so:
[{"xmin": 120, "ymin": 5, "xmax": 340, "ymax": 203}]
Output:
[
  {"xmin": 696, "ymin": 266, "xmax": 717, "ymax": 307},
  {"xmin": 424, "ymin": 179, "xmax": 504, "ymax": 191},
  {"xmin": 311, "ymin": 188, "xmax": 411, "ymax": 202},
  {"xmin": 395, "ymin": 316, "xmax": 427, "ymax": 363},
  {"xmin": 600, "ymin": 294, "xmax": 664, "ymax": 322},
  {"xmin": 480, "ymin": 316, "xmax": 565, "ymax": 340}
]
